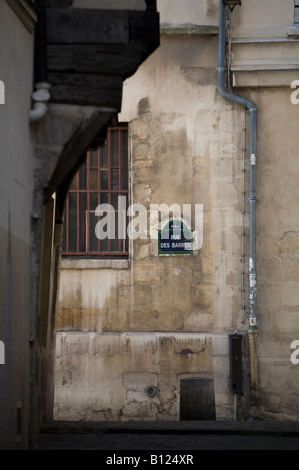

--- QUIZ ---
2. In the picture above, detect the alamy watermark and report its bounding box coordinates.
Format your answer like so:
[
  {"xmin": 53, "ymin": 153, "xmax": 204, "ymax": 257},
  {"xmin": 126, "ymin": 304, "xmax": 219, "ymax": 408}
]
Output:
[
  {"xmin": 290, "ymin": 80, "xmax": 299, "ymax": 104},
  {"xmin": 289, "ymin": 83, "xmax": 299, "ymax": 364},
  {"xmin": 0, "ymin": 341, "xmax": 4, "ymax": 365},
  {"xmin": 0, "ymin": 80, "xmax": 4, "ymax": 104},
  {"xmin": 94, "ymin": 199, "xmax": 203, "ymax": 249},
  {"xmin": 290, "ymin": 340, "xmax": 299, "ymax": 365}
]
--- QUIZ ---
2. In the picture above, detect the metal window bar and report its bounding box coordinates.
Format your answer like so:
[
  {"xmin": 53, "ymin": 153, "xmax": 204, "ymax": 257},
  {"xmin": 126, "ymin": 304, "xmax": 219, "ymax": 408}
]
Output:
[
  {"xmin": 78, "ymin": 171, "xmax": 81, "ymax": 253},
  {"xmin": 108, "ymin": 128, "xmax": 111, "ymax": 254},
  {"xmin": 62, "ymin": 126, "xmax": 129, "ymax": 256},
  {"xmin": 118, "ymin": 128, "xmax": 122, "ymax": 253},
  {"xmin": 97, "ymin": 148, "xmax": 101, "ymax": 253}
]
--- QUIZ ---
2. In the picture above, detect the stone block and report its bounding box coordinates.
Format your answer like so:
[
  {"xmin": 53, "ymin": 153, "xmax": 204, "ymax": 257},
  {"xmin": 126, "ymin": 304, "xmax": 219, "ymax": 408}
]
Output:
[
  {"xmin": 121, "ymin": 401, "xmax": 158, "ymax": 419},
  {"xmin": 133, "ymin": 263, "xmax": 162, "ymax": 283},
  {"xmin": 193, "ymin": 156, "xmax": 234, "ymax": 182},
  {"xmin": 56, "ymin": 307, "xmax": 103, "ymax": 331},
  {"xmin": 65, "ymin": 333, "xmax": 90, "ymax": 355},
  {"xmin": 278, "ymin": 231, "xmax": 299, "ymax": 254},
  {"xmin": 133, "ymin": 284, "xmax": 154, "ymax": 306},
  {"xmin": 134, "ymin": 241, "xmax": 151, "ymax": 260},
  {"xmin": 132, "ymin": 183, "xmax": 152, "ymax": 205},
  {"xmin": 184, "ymin": 312, "xmax": 214, "ymax": 330},
  {"xmin": 192, "ymin": 282, "xmax": 215, "ymax": 309},
  {"xmin": 174, "ymin": 336, "xmax": 207, "ymax": 354},
  {"xmin": 130, "ymin": 117, "xmax": 153, "ymax": 140},
  {"xmin": 55, "ymin": 370, "xmax": 72, "ymax": 389},
  {"xmin": 128, "ymin": 333, "xmax": 158, "ymax": 353},
  {"xmin": 92, "ymin": 334, "xmax": 130, "ymax": 356},
  {"xmin": 209, "ymin": 180, "xmax": 238, "ymax": 209},
  {"xmin": 134, "ymin": 140, "xmax": 152, "ymax": 160},
  {"xmin": 123, "ymin": 372, "xmax": 158, "ymax": 390}
]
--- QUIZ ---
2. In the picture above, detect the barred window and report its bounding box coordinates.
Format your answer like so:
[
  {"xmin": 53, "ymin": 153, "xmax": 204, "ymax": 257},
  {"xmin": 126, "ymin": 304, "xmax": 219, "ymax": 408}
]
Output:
[{"xmin": 62, "ymin": 125, "xmax": 129, "ymax": 257}]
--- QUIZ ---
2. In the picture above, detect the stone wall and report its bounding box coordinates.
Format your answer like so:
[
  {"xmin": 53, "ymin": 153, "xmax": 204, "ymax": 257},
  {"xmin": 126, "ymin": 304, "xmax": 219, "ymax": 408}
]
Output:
[
  {"xmin": 55, "ymin": 31, "xmax": 248, "ymax": 421},
  {"xmin": 0, "ymin": 0, "xmax": 161, "ymax": 449},
  {"xmin": 55, "ymin": 0, "xmax": 299, "ymax": 422},
  {"xmin": 0, "ymin": 0, "xmax": 36, "ymax": 448},
  {"xmin": 55, "ymin": 332, "xmax": 233, "ymax": 420}
]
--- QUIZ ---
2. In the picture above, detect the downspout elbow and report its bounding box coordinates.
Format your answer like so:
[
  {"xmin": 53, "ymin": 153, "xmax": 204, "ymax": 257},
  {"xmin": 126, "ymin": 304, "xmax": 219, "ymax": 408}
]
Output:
[
  {"xmin": 30, "ymin": 82, "xmax": 50, "ymax": 123},
  {"xmin": 216, "ymin": 1, "xmax": 256, "ymax": 114},
  {"xmin": 30, "ymin": 102, "xmax": 48, "ymax": 122},
  {"xmin": 217, "ymin": 81, "xmax": 256, "ymax": 114}
]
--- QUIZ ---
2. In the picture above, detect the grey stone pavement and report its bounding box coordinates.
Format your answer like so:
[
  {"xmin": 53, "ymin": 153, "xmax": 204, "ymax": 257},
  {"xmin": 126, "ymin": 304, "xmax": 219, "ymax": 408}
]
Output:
[{"xmin": 37, "ymin": 419, "xmax": 299, "ymax": 451}]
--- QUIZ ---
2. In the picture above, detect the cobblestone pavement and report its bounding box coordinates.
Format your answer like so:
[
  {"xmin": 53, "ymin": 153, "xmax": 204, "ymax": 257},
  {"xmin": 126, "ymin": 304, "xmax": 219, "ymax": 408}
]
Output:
[
  {"xmin": 37, "ymin": 420, "xmax": 299, "ymax": 451},
  {"xmin": 38, "ymin": 431, "xmax": 299, "ymax": 450}
]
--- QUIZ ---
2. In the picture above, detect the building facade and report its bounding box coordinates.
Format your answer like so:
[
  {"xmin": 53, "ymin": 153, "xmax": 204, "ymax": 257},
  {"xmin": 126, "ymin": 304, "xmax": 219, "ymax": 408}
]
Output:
[
  {"xmin": 0, "ymin": 0, "xmax": 159, "ymax": 450},
  {"xmin": 54, "ymin": 0, "xmax": 299, "ymax": 423}
]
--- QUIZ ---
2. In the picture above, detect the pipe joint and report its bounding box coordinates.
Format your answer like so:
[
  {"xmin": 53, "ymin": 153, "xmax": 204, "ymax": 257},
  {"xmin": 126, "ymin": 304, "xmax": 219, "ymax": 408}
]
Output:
[{"xmin": 30, "ymin": 82, "xmax": 51, "ymax": 123}]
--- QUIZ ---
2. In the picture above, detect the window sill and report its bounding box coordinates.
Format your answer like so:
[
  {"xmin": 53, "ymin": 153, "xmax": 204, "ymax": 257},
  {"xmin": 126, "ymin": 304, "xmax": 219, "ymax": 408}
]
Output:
[
  {"xmin": 160, "ymin": 24, "xmax": 218, "ymax": 36},
  {"xmin": 288, "ymin": 26, "xmax": 299, "ymax": 38},
  {"xmin": 61, "ymin": 258, "xmax": 130, "ymax": 270}
]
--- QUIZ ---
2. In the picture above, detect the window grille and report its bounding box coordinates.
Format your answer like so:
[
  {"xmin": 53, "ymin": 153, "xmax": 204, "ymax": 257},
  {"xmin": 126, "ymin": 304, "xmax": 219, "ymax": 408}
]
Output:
[{"xmin": 62, "ymin": 125, "xmax": 129, "ymax": 257}]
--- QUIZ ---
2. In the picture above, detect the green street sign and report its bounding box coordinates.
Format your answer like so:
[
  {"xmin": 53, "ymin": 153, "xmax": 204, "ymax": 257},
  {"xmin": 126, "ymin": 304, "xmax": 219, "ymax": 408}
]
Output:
[{"xmin": 158, "ymin": 219, "xmax": 193, "ymax": 255}]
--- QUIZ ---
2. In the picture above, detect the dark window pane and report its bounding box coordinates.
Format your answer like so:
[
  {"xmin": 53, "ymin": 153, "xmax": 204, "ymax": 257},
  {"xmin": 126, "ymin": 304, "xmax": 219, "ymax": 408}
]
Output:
[
  {"xmin": 111, "ymin": 193, "xmax": 119, "ymax": 210},
  {"xmin": 89, "ymin": 150, "xmax": 98, "ymax": 169},
  {"xmin": 88, "ymin": 211, "xmax": 98, "ymax": 252},
  {"xmin": 100, "ymin": 145, "xmax": 108, "ymax": 169},
  {"xmin": 121, "ymin": 130, "xmax": 128, "ymax": 164},
  {"xmin": 121, "ymin": 130, "xmax": 128, "ymax": 190},
  {"xmin": 69, "ymin": 192, "xmax": 77, "ymax": 211},
  {"xmin": 111, "ymin": 169, "xmax": 119, "ymax": 190},
  {"xmin": 79, "ymin": 163, "xmax": 87, "ymax": 190},
  {"xmin": 62, "ymin": 220, "xmax": 67, "ymax": 251},
  {"xmin": 110, "ymin": 214, "xmax": 119, "ymax": 252},
  {"xmin": 100, "ymin": 170, "xmax": 108, "ymax": 190},
  {"xmin": 118, "ymin": 210, "xmax": 127, "ymax": 242},
  {"xmin": 68, "ymin": 211, "xmax": 77, "ymax": 252},
  {"xmin": 100, "ymin": 192, "xmax": 109, "ymax": 205},
  {"xmin": 89, "ymin": 169, "xmax": 98, "ymax": 190},
  {"xmin": 69, "ymin": 173, "xmax": 78, "ymax": 190},
  {"xmin": 100, "ymin": 238, "xmax": 108, "ymax": 252},
  {"xmin": 121, "ymin": 169, "xmax": 128, "ymax": 191},
  {"xmin": 111, "ymin": 130, "xmax": 119, "ymax": 168},
  {"xmin": 78, "ymin": 193, "xmax": 86, "ymax": 252},
  {"xmin": 89, "ymin": 192, "xmax": 99, "ymax": 211}
]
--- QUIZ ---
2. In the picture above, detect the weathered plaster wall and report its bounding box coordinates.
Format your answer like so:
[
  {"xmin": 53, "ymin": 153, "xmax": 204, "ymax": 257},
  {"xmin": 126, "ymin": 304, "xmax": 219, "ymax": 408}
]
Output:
[
  {"xmin": 55, "ymin": 0, "xmax": 299, "ymax": 422},
  {"xmin": 158, "ymin": 0, "xmax": 218, "ymax": 27},
  {"xmin": 0, "ymin": 1, "xmax": 35, "ymax": 449},
  {"xmin": 55, "ymin": 31, "xmax": 248, "ymax": 421},
  {"xmin": 0, "ymin": 0, "xmax": 161, "ymax": 449},
  {"xmin": 55, "ymin": 331, "xmax": 232, "ymax": 421},
  {"xmin": 248, "ymin": 87, "xmax": 299, "ymax": 419},
  {"xmin": 31, "ymin": 104, "xmax": 116, "ymax": 440},
  {"xmin": 232, "ymin": 0, "xmax": 294, "ymax": 39}
]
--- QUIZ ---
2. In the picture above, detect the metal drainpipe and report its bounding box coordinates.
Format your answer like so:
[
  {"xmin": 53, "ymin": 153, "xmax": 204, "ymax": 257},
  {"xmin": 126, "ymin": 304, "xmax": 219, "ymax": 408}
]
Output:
[
  {"xmin": 217, "ymin": 0, "xmax": 259, "ymax": 403},
  {"xmin": 30, "ymin": 0, "xmax": 50, "ymax": 123}
]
